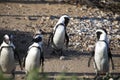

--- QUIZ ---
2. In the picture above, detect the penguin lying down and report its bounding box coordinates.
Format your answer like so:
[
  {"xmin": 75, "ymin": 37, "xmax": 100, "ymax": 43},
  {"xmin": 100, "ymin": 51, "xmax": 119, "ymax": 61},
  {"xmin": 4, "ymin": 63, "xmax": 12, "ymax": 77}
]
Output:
[{"xmin": 88, "ymin": 28, "xmax": 114, "ymax": 78}]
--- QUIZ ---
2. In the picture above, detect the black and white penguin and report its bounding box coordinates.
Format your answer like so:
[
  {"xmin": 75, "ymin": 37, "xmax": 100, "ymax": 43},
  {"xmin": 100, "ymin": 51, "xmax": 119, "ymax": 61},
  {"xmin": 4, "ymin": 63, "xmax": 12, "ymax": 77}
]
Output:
[
  {"xmin": 24, "ymin": 30, "xmax": 44, "ymax": 75},
  {"xmin": 48, "ymin": 15, "xmax": 70, "ymax": 56},
  {"xmin": 88, "ymin": 28, "xmax": 114, "ymax": 78},
  {"xmin": 0, "ymin": 34, "xmax": 22, "ymax": 78}
]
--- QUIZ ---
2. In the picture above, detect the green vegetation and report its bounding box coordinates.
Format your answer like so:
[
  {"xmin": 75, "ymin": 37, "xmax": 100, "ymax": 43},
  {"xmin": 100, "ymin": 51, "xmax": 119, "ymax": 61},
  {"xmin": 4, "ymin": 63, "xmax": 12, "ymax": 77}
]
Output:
[
  {"xmin": 0, "ymin": 70, "xmax": 119, "ymax": 80},
  {"xmin": 0, "ymin": 71, "xmax": 11, "ymax": 80}
]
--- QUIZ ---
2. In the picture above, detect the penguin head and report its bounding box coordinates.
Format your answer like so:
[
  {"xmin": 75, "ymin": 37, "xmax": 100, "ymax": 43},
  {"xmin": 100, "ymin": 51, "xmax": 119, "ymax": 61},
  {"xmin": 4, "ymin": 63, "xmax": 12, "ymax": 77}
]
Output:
[
  {"xmin": 96, "ymin": 28, "xmax": 107, "ymax": 41},
  {"xmin": 3, "ymin": 34, "xmax": 13, "ymax": 44},
  {"xmin": 32, "ymin": 29, "xmax": 43, "ymax": 43},
  {"xmin": 63, "ymin": 15, "xmax": 70, "ymax": 26},
  {"xmin": 57, "ymin": 15, "xmax": 70, "ymax": 26}
]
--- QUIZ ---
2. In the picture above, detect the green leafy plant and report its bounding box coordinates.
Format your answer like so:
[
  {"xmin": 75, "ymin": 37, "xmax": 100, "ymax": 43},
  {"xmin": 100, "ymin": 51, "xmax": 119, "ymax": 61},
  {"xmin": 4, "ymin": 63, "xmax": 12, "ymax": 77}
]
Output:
[
  {"xmin": 0, "ymin": 71, "xmax": 11, "ymax": 80},
  {"xmin": 26, "ymin": 69, "xmax": 40, "ymax": 80}
]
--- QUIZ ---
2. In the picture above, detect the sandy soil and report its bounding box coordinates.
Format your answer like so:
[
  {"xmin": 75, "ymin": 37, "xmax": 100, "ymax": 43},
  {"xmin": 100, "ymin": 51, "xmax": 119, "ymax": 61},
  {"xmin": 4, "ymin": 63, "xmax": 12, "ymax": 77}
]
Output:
[{"xmin": 0, "ymin": 2, "xmax": 120, "ymax": 80}]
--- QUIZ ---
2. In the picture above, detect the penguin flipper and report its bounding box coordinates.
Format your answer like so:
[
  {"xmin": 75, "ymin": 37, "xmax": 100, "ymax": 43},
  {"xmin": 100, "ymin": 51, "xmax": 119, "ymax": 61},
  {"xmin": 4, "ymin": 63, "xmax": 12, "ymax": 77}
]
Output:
[
  {"xmin": 65, "ymin": 31, "xmax": 69, "ymax": 48},
  {"xmin": 22, "ymin": 50, "xmax": 29, "ymax": 68},
  {"xmin": 47, "ymin": 33, "xmax": 53, "ymax": 47},
  {"xmin": 88, "ymin": 50, "xmax": 95, "ymax": 67},
  {"xmin": 40, "ymin": 51, "xmax": 44, "ymax": 72},
  {"xmin": 108, "ymin": 48, "xmax": 114, "ymax": 70}
]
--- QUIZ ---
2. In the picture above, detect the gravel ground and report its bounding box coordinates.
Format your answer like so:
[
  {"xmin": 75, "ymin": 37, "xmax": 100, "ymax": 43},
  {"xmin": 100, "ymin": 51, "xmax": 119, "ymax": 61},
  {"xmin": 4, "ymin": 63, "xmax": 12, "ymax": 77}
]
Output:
[{"xmin": 0, "ymin": 2, "xmax": 120, "ymax": 80}]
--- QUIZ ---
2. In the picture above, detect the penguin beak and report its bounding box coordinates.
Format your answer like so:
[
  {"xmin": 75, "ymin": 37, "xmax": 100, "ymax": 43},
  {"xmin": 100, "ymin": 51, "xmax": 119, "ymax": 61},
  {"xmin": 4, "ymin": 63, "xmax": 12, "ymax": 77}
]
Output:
[
  {"xmin": 4, "ymin": 34, "xmax": 12, "ymax": 44},
  {"xmin": 33, "ymin": 35, "xmax": 42, "ymax": 42},
  {"xmin": 5, "ymin": 38, "xmax": 10, "ymax": 44}
]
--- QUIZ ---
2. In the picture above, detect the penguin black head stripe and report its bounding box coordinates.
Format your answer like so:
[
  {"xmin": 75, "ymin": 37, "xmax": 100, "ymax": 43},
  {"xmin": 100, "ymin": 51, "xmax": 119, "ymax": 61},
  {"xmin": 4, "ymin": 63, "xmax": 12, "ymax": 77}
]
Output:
[
  {"xmin": 96, "ymin": 32, "xmax": 102, "ymax": 40},
  {"xmin": 64, "ymin": 17, "xmax": 70, "ymax": 26},
  {"xmin": 33, "ymin": 30, "xmax": 43, "ymax": 43},
  {"xmin": 56, "ymin": 15, "xmax": 70, "ymax": 27},
  {"xmin": 33, "ymin": 35, "xmax": 42, "ymax": 42},
  {"xmin": 96, "ymin": 28, "xmax": 107, "ymax": 40}
]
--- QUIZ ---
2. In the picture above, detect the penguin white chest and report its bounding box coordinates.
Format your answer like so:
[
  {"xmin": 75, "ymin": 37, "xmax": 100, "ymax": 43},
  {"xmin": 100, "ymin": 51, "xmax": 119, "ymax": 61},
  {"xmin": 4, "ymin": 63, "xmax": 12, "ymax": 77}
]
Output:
[
  {"xmin": 25, "ymin": 47, "xmax": 40, "ymax": 72},
  {"xmin": 53, "ymin": 26, "xmax": 65, "ymax": 48},
  {"xmin": 0, "ymin": 48, "xmax": 15, "ymax": 72},
  {"xmin": 94, "ymin": 42, "xmax": 109, "ymax": 72}
]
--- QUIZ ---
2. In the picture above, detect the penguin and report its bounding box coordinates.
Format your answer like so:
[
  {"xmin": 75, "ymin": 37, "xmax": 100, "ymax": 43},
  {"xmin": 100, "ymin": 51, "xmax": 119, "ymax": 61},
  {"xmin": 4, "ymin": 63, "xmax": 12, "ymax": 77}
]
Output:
[
  {"xmin": 0, "ymin": 34, "xmax": 22, "ymax": 78},
  {"xmin": 24, "ymin": 30, "xmax": 44, "ymax": 75},
  {"xmin": 88, "ymin": 28, "xmax": 114, "ymax": 78},
  {"xmin": 48, "ymin": 15, "xmax": 70, "ymax": 56}
]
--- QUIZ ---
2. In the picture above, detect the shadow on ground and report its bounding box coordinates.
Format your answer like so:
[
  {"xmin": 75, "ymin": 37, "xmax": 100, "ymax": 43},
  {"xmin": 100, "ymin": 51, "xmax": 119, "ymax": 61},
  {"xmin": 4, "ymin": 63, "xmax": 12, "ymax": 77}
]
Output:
[
  {"xmin": 0, "ymin": 29, "xmax": 33, "ymax": 59},
  {"xmin": 14, "ymin": 71, "xmax": 120, "ymax": 80}
]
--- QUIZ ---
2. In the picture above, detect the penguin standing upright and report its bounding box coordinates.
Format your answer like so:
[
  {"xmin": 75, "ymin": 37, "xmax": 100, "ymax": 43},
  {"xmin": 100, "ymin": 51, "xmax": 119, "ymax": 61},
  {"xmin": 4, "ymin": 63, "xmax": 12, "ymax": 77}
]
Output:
[
  {"xmin": 88, "ymin": 28, "xmax": 114, "ymax": 78},
  {"xmin": 0, "ymin": 34, "xmax": 22, "ymax": 78},
  {"xmin": 48, "ymin": 15, "xmax": 70, "ymax": 56},
  {"xmin": 24, "ymin": 30, "xmax": 44, "ymax": 75}
]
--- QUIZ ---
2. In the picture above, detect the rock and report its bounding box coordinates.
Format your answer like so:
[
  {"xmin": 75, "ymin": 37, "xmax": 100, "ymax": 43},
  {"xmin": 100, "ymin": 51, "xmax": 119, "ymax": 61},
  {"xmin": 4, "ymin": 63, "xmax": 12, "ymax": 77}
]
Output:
[
  {"xmin": 88, "ymin": 45, "xmax": 94, "ymax": 51},
  {"xmin": 112, "ymin": 21, "xmax": 118, "ymax": 25},
  {"xmin": 116, "ymin": 17, "xmax": 120, "ymax": 21},
  {"xmin": 81, "ymin": 5, "xmax": 87, "ymax": 10},
  {"xmin": 28, "ymin": 16, "xmax": 39, "ymax": 20},
  {"xmin": 15, "ymin": 17, "xmax": 21, "ymax": 20},
  {"xmin": 46, "ymin": 16, "xmax": 50, "ymax": 20},
  {"xmin": 19, "ymin": 4, "xmax": 23, "ymax": 8},
  {"xmin": 24, "ymin": 17, "xmax": 28, "ymax": 20},
  {"xmin": 116, "ymin": 35, "xmax": 120, "ymax": 39},
  {"xmin": 81, "ymin": 28, "xmax": 88, "ymax": 32},
  {"xmin": 6, "ymin": 5, "xmax": 11, "ymax": 10}
]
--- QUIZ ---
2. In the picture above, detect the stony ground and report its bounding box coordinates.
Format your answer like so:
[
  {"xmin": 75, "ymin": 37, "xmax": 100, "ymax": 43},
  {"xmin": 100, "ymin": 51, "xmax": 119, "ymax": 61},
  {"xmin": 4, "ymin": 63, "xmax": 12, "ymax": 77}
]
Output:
[{"xmin": 0, "ymin": 2, "xmax": 120, "ymax": 80}]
